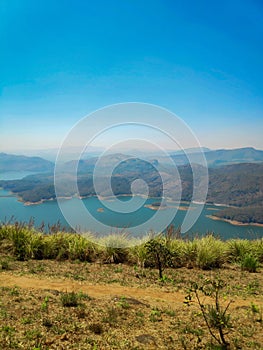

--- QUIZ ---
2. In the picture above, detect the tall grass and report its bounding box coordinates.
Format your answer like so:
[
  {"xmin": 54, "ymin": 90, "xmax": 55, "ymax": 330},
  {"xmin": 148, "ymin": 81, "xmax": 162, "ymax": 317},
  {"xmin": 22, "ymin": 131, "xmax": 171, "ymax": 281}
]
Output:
[
  {"xmin": 42, "ymin": 232, "xmax": 98, "ymax": 261},
  {"xmin": 226, "ymin": 239, "xmax": 252, "ymax": 262},
  {"xmin": 1, "ymin": 223, "xmax": 45, "ymax": 260},
  {"xmin": 98, "ymin": 233, "xmax": 130, "ymax": 263},
  {"xmin": 195, "ymin": 235, "xmax": 226, "ymax": 270},
  {"xmin": 0, "ymin": 223, "xmax": 262, "ymax": 272}
]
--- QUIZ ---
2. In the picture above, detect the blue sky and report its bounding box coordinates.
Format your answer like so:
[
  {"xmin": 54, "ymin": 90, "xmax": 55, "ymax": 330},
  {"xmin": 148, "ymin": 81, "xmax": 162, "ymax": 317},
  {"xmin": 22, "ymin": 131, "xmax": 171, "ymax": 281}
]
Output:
[{"xmin": 0, "ymin": 0, "xmax": 263, "ymax": 153}]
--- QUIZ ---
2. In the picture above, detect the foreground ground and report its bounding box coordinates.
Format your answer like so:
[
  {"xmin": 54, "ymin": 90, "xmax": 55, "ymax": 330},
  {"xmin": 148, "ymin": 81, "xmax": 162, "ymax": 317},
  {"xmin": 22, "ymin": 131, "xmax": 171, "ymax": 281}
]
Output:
[{"xmin": 0, "ymin": 259, "xmax": 262, "ymax": 349}]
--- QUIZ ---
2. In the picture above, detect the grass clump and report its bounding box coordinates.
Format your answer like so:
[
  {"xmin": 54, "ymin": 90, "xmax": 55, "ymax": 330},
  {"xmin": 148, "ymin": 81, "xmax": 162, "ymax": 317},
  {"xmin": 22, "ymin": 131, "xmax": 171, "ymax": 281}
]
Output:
[
  {"xmin": 13, "ymin": 230, "xmax": 45, "ymax": 261},
  {"xmin": 226, "ymin": 239, "xmax": 251, "ymax": 262},
  {"xmin": 253, "ymin": 238, "xmax": 263, "ymax": 263},
  {"xmin": 68, "ymin": 233, "xmax": 97, "ymax": 261},
  {"xmin": 60, "ymin": 291, "xmax": 79, "ymax": 307},
  {"xmin": 195, "ymin": 235, "xmax": 226, "ymax": 270},
  {"xmin": 43, "ymin": 232, "xmax": 98, "ymax": 261},
  {"xmin": 99, "ymin": 233, "xmax": 130, "ymax": 263},
  {"xmin": 240, "ymin": 253, "xmax": 259, "ymax": 272},
  {"xmin": 129, "ymin": 238, "xmax": 149, "ymax": 268}
]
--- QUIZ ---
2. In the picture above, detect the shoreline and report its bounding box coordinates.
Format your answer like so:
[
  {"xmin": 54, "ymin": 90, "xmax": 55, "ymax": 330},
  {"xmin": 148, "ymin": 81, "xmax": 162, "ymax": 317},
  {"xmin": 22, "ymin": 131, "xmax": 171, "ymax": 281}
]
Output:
[
  {"xmin": 4, "ymin": 190, "xmax": 263, "ymax": 228},
  {"xmin": 21, "ymin": 193, "xmax": 166, "ymax": 206},
  {"xmin": 206, "ymin": 215, "xmax": 263, "ymax": 227}
]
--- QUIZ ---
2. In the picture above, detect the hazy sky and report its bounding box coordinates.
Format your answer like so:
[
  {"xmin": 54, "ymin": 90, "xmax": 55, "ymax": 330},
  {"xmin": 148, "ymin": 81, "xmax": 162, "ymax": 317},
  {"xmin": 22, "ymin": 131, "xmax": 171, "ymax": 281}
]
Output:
[{"xmin": 1, "ymin": 0, "xmax": 263, "ymax": 153}]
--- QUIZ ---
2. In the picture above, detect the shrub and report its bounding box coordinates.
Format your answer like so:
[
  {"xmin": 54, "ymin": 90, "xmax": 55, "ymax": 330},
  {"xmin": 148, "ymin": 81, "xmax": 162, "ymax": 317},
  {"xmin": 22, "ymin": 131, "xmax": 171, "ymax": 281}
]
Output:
[
  {"xmin": 145, "ymin": 236, "xmax": 173, "ymax": 278},
  {"xmin": 186, "ymin": 278, "xmax": 232, "ymax": 349}
]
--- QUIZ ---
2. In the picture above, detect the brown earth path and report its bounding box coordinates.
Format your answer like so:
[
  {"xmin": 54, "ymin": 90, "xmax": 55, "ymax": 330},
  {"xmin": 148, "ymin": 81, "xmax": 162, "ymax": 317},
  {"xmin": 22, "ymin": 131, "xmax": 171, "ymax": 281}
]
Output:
[
  {"xmin": 0, "ymin": 272, "xmax": 262, "ymax": 308},
  {"xmin": 0, "ymin": 272, "xmax": 184, "ymax": 304}
]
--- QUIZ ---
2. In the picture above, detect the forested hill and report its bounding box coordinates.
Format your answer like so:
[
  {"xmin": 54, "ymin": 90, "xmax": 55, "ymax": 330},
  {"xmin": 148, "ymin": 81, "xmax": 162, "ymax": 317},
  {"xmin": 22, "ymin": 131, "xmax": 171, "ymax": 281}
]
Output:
[
  {"xmin": 0, "ymin": 153, "xmax": 54, "ymax": 172},
  {"xmin": 1, "ymin": 160, "xmax": 263, "ymax": 207},
  {"xmin": 208, "ymin": 163, "xmax": 263, "ymax": 206}
]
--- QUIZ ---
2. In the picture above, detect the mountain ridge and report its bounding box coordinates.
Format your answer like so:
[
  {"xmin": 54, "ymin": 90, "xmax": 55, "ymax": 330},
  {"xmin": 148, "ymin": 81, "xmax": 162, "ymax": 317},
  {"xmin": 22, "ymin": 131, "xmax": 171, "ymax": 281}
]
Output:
[{"xmin": 0, "ymin": 153, "xmax": 54, "ymax": 172}]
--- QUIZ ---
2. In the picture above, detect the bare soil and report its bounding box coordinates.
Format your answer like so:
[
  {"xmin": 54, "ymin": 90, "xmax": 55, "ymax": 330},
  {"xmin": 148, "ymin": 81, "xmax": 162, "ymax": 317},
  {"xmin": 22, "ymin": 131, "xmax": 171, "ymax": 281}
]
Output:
[{"xmin": 0, "ymin": 260, "xmax": 262, "ymax": 349}]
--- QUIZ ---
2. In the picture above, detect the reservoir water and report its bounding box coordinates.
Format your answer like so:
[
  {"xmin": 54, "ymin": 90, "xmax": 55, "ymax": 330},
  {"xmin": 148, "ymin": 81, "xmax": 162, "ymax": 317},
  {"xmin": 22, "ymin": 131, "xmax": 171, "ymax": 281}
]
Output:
[{"xmin": 0, "ymin": 171, "xmax": 263, "ymax": 239}]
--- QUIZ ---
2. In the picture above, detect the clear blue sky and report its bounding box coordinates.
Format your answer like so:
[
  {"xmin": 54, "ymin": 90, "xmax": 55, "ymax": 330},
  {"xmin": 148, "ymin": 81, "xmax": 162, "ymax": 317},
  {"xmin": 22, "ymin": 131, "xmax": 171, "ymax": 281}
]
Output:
[{"xmin": 0, "ymin": 0, "xmax": 263, "ymax": 152}]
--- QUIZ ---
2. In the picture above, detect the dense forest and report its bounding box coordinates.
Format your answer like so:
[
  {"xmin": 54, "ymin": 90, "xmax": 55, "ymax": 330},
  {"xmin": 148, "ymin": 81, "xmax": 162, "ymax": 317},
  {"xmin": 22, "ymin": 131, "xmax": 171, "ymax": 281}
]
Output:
[{"xmin": 213, "ymin": 206, "xmax": 263, "ymax": 224}]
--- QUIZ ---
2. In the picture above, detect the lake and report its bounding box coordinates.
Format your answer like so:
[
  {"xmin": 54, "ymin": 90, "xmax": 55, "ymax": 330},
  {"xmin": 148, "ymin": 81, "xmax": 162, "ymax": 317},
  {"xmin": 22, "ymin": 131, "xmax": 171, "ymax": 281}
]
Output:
[{"xmin": 0, "ymin": 171, "xmax": 263, "ymax": 239}]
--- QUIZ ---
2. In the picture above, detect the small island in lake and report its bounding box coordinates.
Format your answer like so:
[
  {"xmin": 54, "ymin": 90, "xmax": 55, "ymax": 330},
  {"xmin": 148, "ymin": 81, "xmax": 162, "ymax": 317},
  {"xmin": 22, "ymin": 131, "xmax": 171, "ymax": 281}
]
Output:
[
  {"xmin": 144, "ymin": 202, "xmax": 195, "ymax": 211},
  {"xmin": 144, "ymin": 201, "xmax": 168, "ymax": 210}
]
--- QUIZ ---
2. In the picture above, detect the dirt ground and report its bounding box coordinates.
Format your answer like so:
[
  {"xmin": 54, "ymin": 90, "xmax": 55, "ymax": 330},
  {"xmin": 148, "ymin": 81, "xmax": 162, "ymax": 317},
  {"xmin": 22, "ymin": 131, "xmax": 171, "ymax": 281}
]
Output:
[{"xmin": 0, "ymin": 260, "xmax": 262, "ymax": 349}]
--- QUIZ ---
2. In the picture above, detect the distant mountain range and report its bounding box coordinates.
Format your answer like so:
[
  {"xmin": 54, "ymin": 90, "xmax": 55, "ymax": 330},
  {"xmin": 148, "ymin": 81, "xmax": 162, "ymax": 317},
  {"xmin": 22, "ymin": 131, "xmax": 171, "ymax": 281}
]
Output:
[
  {"xmin": 1, "ymin": 147, "xmax": 263, "ymax": 173},
  {"xmin": 167, "ymin": 147, "xmax": 263, "ymax": 167},
  {"xmin": 0, "ymin": 153, "xmax": 54, "ymax": 172}
]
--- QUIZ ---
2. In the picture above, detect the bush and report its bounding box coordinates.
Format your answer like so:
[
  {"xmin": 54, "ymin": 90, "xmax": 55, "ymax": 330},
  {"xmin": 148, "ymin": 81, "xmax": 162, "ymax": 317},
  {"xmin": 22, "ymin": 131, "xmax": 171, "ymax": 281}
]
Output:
[
  {"xmin": 145, "ymin": 236, "xmax": 173, "ymax": 278},
  {"xmin": 186, "ymin": 278, "xmax": 232, "ymax": 348}
]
